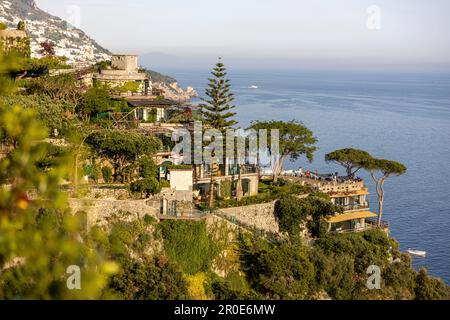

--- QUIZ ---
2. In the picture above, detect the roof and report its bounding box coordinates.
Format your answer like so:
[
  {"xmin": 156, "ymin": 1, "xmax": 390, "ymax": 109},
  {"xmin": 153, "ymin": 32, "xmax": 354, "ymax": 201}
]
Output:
[
  {"xmin": 330, "ymin": 190, "xmax": 369, "ymax": 198},
  {"xmin": 326, "ymin": 211, "xmax": 377, "ymax": 223},
  {"xmin": 112, "ymin": 54, "xmax": 137, "ymax": 57},
  {"xmin": 127, "ymin": 98, "xmax": 182, "ymax": 107}
]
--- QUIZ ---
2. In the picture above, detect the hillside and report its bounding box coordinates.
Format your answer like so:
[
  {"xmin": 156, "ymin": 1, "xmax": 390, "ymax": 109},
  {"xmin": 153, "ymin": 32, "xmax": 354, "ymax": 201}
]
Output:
[
  {"xmin": 0, "ymin": 0, "xmax": 110, "ymax": 65},
  {"xmin": 0, "ymin": 0, "xmax": 197, "ymax": 99}
]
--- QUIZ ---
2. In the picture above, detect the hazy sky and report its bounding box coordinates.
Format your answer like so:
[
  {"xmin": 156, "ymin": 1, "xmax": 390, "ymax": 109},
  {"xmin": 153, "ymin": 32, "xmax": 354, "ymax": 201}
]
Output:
[{"xmin": 36, "ymin": 0, "xmax": 450, "ymax": 70}]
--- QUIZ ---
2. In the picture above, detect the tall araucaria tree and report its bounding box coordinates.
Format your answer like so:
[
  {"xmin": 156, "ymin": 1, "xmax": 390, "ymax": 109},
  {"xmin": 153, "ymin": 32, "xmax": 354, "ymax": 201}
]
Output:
[
  {"xmin": 200, "ymin": 58, "xmax": 237, "ymax": 208},
  {"xmin": 363, "ymin": 158, "xmax": 407, "ymax": 227},
  {"xmin": 325, "ymin": 148, "xmax": 373, "ymax": 178},
  {"xmin": 249, "ymin": 120, "xmax": 317, "ymax": 183}
]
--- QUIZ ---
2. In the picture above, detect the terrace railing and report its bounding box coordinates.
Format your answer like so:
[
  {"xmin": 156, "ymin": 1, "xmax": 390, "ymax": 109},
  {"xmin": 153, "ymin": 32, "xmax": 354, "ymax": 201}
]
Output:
[{"xmin": 341, "ymin": 203, "xmax": 370, "ymax": 211}]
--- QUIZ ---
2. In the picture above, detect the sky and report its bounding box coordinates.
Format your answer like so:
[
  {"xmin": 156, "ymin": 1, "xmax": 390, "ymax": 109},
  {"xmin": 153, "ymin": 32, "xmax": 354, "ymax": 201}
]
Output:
[{"xmin": 35, "ymin": 0, "xmax": 450, "ymax": 70}]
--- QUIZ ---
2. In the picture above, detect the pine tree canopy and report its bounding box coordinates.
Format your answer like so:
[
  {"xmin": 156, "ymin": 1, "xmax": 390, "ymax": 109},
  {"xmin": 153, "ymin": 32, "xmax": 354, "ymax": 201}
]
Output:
[{"xmin": 200, "ymin": 59, "xmax": 237, "ymax": 130}]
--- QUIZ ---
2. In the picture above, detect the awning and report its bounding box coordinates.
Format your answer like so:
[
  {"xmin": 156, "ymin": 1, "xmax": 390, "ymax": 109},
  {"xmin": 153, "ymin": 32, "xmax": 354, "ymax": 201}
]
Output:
[
  {"xmin": 330, "ymin": 190, "xmax": 369, "ymax": 198},
  {"xmin": 326, "ymin": 211, "xmax": 377, "ymax": 223}
]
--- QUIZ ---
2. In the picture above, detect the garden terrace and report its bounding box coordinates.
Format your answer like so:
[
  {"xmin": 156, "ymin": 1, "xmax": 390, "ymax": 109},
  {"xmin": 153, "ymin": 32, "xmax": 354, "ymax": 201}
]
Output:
[{"xmin": 282, "ymin": 173, "xmax": 366, "ymax": 195}]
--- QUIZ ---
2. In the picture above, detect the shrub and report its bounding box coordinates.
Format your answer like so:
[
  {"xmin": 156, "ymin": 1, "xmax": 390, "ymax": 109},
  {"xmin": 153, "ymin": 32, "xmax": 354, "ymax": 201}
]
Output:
[
  {"xmin": 158, "ymin": 220, "xmax": 220, "ymax": 275},
  {"xmin": 216, "ymin": 182, "xmax": 312, "ymax": 208},
  {"xmin": 414, "ymin": 268, "xmax": 450, "ymax": 300},
  {"xmin": 275, "ymin": 195, "xmax": 309, "ymax": 236},
  {"xmin": 160, "ymin": 179, "xmax": 170, "ymax": 188},
  {"xmin": 102, "ymin": 167, "xmax": 113, "ymax": 184},
  {"xmin": 77, "ymin": 87, "xmax": 111, "ymax": 120},
  {"xmin": 138, "ymin": 156, "xmax": 158, "ymax": 179},
  {"xmin": 242, "ymin": 240, "xmax": 315, "ymax": 299},
  {"xmin": 91, "ymin": 164, "xmax": 101, "ymax": 183},
  {"xmin": 309, "ymin": 249, "xmax": 355, "ymax": 300},
  {"xmin": 108, "ymin": 256, "xmax": 189, "ymax": 300},
  {"xmin": 17, "ymin": 21, "xmax": 26, "ymax": 31},
  {"xmin": 186, "ymin": 273, "xmax": 209, "ymax": 300},
  {"xmin": 220, "ymin": 180, "xmax": 232, "ymax": 199},
  {"xmin": 315, "ymin": 230, "xmax": 391, "ymax": 274},
  {"xmin": 275, "ymin": 194, "xmax": 340, "ymax": 238},
  {"xmin": 129, "ymin": 177, "xmax": 161, "ymax": 197},
  {"xmin": 0, "ymin": 23, "xmax": 7, "ymax": 31},
  {"xmin": 0, "ymin": 94, "xmax": 76, "ymax": 136}
]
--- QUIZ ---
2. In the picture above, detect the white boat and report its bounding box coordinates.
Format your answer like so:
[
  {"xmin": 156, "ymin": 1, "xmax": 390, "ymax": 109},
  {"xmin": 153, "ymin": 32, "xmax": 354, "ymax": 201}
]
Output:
[
  {"xmin": 407, "ymin": 249, "xmax": 427, "ymax": 257},
  {"xmin": 249, "ymin": 85, "xmax": 258, "ymax": 89}
]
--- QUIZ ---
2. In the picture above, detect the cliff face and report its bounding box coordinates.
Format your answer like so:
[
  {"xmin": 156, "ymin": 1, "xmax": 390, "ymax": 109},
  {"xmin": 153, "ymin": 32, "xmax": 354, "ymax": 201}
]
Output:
[{"xmin": 0, "ymin": 0, "xmax": 110, "ymax": 65}]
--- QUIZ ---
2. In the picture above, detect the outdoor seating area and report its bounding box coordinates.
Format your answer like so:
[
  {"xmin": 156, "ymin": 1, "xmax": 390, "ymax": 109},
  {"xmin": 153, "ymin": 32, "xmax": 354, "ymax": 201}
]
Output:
[{"xmin": 326, "ymin": 212, "xmax": 388, "ymax": 234}]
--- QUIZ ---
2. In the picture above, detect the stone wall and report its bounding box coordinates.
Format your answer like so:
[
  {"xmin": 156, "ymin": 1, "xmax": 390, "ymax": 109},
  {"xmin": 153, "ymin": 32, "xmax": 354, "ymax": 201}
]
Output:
[
  {"xmin": 64, "ymin": 185, "xmax": 130, "ymax": 200},
  {"xmin": 218, "ymin": 201, "xmax": 279, "ymax": 234},
  {"xmin": 69, "ymin": 198, "xmax": 159, "ymax": 227},
  {"xmin": 0, "ymin": 29, "xmax": 30, "ymax": 57}
]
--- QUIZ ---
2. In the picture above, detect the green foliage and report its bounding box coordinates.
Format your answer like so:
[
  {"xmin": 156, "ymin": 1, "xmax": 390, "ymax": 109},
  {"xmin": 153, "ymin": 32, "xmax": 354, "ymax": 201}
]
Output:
[
  {"xmin": 160, "ymin": 179, "xmax": 170, "ymax": 188},
  {"xmin": 200, "ymin": 58, "xmax": 237, "ymax": 130},
  {"xmin": 19, "ymin": 56, "xmax": 69, "ymax": 75},
  {"xmin": 309, "ymin": 249, "xmax": 355, "ymax": 300},
  {"xmin": 382, "ymin": 255, "xmax": 416, "ymax": 299},
  {"xmin": 250, "ymin": 119, "xmax": 317, "ymax": 162},
  {"xmin": 138, "ymin": 156, "xmax": 158, "ymax": 179},
  {"xmin": 87, "ymin": 213, "xmax": 189, "ymax": 299},
  {"xmin": 240, "ymin": 237, "xmax": 315, "ymax": 299},
  {"xmin": 414, "ymin": 268, "xmax": 450, "ymax": 300},
  {"xmin": 315, "ymin": 230, "xmax": 391, "ymax": 274},
  {"xmin": 275, "ymin": 195, "xmax": 309, "ymax": 236},
  {"xmin": 108, "ymin": 256, "xmax": 189, "ymax": 300},
  {"xmin": 249, "ymin": 120, "xmax": 317, "ymax": 182},
  {"xmin": 90, "ymin": 163, "xmax": 102, "ymax": 183},
  {"xmin": 217, "ymin": 181, "xmax": 312, "ymax": 208},
  {"xmin": 274, "ymin": 193, "xmax": 341, "ymax": 239},
  {"xmin": 0, "ymin": 51, "xmax": 21, "ymax": 95},
  {"xmin": 167, "ymin": 164, "xmax": 192, "ymax": 170},
  {"xmin": 0, "ymin": 22, "xmax": 7, "ymax": 31},
  {"xmin": 26, "ymin": 74, "xmax": 83, "ymax": 105},
  {"xmin": 159, "ymin": 220, "xmax": 220, "ymax": 275},
  {"xmin": 0, "ymin": 97, "xmax": 116, "ymax": 298},
  {"xmin": 35, "ymin": 143, "xmax": 70, "ymax": 171},
  {"xmin": 95, "ymin": 60, "xmax": 111, "ymax": 70},
  {"xmin": 129, "ymin": 177, "xmax": 161, "ymax": 197},
  {"xmin": 101, "ymin": 166, "xmax": 113, "ymax": 183},
  {"xmin": 119, "ymin": 81, "xmax": 140, "ymax": 94},
  {"xmin": 86, "ymin": 129, "xmax": 162, "ymax": 182},
  {"xmin": 0, "ymin": 94, "xmax": 77, "ymax": 135},
  {"xmin": 365, "ymin": 158, "xmax": 407, "ymax": 176},
  {"xmin": 325, "ymin": 148, "xmax": 373, "ymax": 177},
  {"xmin": 142, "ymin": 68, "xmax": 177, "ymax": 85},
  {"xmin": 220, "ymin": 180, "xmax": 232, "ymax": 199},
  {"xmin": 17, "ymin": 21, "xmax": 26, "ymax": 31},
  {"xmin": 77, "ymin": 87, "xmax": 111, "ymax": 120}
]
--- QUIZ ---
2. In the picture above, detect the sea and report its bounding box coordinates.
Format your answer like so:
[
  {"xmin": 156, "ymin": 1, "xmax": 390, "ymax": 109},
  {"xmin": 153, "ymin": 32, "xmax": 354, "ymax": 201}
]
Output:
[{"xmin": 153, "ymin": 67, "xmax": 450, "ymax": 284}]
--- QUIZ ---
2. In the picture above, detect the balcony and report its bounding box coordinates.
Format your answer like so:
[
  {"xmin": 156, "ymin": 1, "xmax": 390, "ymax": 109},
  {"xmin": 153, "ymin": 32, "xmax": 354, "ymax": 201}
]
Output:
[
  {"xmin": 331, "ymin": 218, "xmax": 389, "ymax": 234},
  {"xmin": 195, "ymin": 164, "xmax": 258, "ymax": 181},
  {"xmin": 340, "ymin": 202, "xmax": 370, "ymax": 212}
]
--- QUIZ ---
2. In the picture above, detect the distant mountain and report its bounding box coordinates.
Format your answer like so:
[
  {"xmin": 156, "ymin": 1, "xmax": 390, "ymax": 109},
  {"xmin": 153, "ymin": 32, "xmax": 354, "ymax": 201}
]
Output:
[{"xmin": 0, "ymin": 0, "xmax": 110, "ymax": 65}]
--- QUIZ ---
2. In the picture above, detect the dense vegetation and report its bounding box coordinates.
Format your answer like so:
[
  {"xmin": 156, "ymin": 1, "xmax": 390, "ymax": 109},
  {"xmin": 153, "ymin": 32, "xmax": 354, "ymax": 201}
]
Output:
[{"xmin": 0, "ymin": 50, "xmax": 448, "ymax": 301}]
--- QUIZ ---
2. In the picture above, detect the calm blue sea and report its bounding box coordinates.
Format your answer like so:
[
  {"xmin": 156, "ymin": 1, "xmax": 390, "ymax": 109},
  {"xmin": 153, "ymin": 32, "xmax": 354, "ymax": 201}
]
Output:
[{"xmin": 156, "ymin": 67, "xmax": 450, "ymax": 284}]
